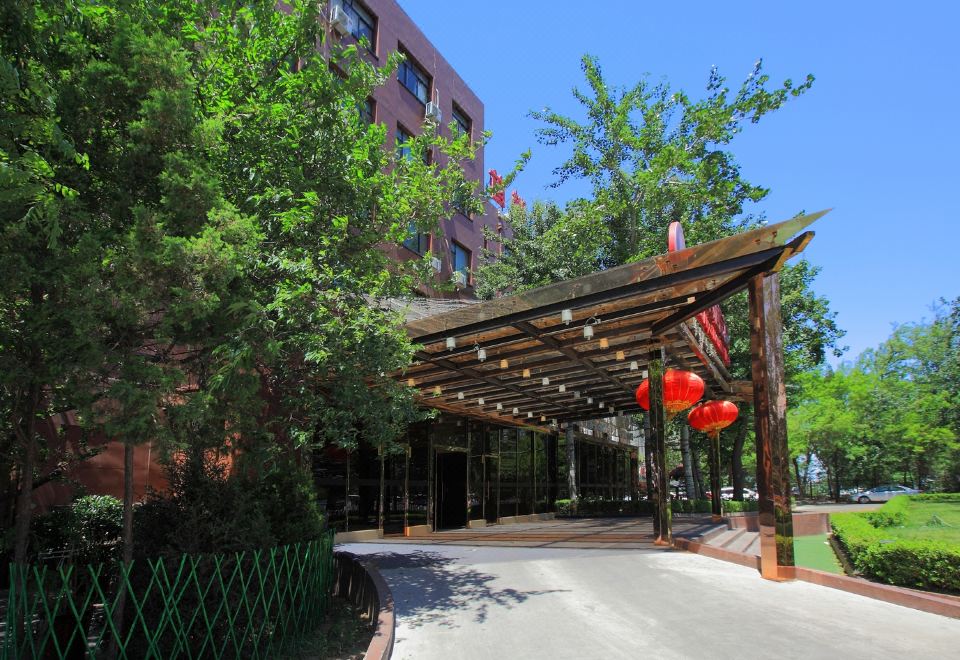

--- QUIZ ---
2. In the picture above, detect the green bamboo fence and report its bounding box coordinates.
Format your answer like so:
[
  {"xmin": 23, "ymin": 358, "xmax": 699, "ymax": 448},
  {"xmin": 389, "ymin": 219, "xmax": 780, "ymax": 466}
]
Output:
[{"xmin": 1, "ymin": 533, "xmax": 334, "ymax": 659}]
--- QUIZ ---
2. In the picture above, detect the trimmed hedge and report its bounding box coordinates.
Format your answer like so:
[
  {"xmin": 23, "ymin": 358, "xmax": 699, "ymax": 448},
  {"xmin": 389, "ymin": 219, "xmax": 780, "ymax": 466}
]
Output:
[{"xmin": 831, "ymin": 496, "xmax": 960, "ymax": 594}]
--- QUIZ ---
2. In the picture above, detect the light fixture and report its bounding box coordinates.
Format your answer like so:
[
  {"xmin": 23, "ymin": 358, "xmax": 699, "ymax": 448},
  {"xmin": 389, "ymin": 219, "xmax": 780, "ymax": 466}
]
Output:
[
  {"xmin": 574, "ymin": 391, "xmax": 580, "ymax": 399},
  {"xmin": 477, "ymin": 348, "xmax": 487, "ymax": 362},
  {"xmin": 642, "ymin": 370, "xmax": 649, "ymax": 379},
  {"xmin": 513, "ymin": 407, "xmax": 519, "ymax": 415},
  {"xmin": 599, "ymin": 401, "xmax": 604, "ymax": 408},
  {"xmin": 478, "ymin": 397, "xmax": 485, "ymax": 405},
  {"xmin": 523, "ymin": 368, "xmax": 531, "ymax": 378},
  {"xmin": 551, "ymin": 419, "xmax": 557, "ymax": 426},
  {"xmin": 406, "ymin": 378, "xmax": 415, "ymax": 387},
  {"xmin": 457, "ymin": 391, "xmax": 465, "ymax": 400},
  {"xmin": 559, "ymin": 384, "xmax": 566, "ymax": 393},
  {"xmin": 587, "ymin": 397, "xmax": 593, "ymax": 404},
  {"xmin": 433, "ymin": 386, "xmax": 442, "ymax": 396},
  {"xmin": 561, "ymin": 309, "xmax": 573, "ymax": 325},
  {"xmin": 630, "ymin": 361, "xmax": 638, "ymax": 371},
  {"xmin": 616, "ymin": 350, "xmax": 625, "ymax": 361},
  {"xmin": 542, "ymin": 377, "xmax": 550, "ymax": 386},
  {"xmin": 583, "ymin": 316, "xmax": 599, "ymax": 340},
  {"xmin": 599, "ymin": 337, "xmax": 609, "ymax": 349},
  {"xmin": 527, "ymin": 412, "xmax": 533, "ymax": 418},
  {"xmin": 608, "ymin": 405, "xmax": 615, "ymax": 412},
  {"xmin": 540, "ymin": 415, "xmax": 547, "ymax": 422},
  {"xmin": 500, "ymin": 359, "xmax": 509, "ymax": 369},
  {"xmin": 446, "ymin": 337, "xmax": 457, "ymax": 350},
  {"xmin": 496, "ymin": 403, "xmax": 503, "ymax": 411}
]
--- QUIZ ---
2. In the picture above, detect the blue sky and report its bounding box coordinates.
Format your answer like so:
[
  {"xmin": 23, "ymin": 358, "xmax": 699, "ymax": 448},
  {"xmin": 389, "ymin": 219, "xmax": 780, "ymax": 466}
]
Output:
[{"xmin": 399, "ymin": 0, "xmax": 959, "ymax": 362}]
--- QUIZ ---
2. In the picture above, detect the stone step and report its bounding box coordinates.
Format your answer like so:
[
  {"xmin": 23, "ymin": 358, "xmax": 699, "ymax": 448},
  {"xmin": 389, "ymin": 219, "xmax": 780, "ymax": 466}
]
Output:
[{"xmin": 727, "ymin": 530, "xmax": 760, "ymax": 555}]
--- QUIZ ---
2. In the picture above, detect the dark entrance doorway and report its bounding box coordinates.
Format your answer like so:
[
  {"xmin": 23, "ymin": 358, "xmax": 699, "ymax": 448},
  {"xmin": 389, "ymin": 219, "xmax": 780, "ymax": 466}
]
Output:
[{"xmin": 435, "ymin": 451, "xmax": 467, "ymax": 530}]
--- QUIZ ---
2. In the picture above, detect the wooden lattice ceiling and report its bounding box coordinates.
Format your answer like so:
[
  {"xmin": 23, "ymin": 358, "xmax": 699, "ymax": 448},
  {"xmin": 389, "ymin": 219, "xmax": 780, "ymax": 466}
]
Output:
[{"xmin": 395, "ymin": 210, "xmax": 828, "ymax": 431}]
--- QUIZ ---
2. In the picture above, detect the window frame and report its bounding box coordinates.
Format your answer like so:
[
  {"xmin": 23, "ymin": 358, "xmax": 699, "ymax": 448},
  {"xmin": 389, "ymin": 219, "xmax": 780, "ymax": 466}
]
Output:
[
  {"xmin": 398, "ymin": 47, "xmax": 431, "ymax": 105},
  {"xmin": 395, "ymin": 124, "xmax": 413, "ymax": 160},
  {"xmin": 451, "ymin": 241, "xmax": 472, "ymax": 284},
  {"xmin": 359, "ymin": 97, "xmax": 375, "ymax": 125},
  {"xmin": 340, "ymin": 0, "xmax": 377, "ymax": 53},
  {"xmin": 452, "ymin": 104, "xmax": 471, "ymax": 139},
  {"xmin": 403, "ymin": 221, "xmax": 431, "ymax": 256}
]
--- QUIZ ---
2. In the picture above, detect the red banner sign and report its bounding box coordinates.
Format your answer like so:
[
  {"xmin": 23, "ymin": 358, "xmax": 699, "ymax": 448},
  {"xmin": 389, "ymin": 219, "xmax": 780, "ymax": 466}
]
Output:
[{"xmin": 667, "ymin": 222, "xmax": 730, "ymax": 365}]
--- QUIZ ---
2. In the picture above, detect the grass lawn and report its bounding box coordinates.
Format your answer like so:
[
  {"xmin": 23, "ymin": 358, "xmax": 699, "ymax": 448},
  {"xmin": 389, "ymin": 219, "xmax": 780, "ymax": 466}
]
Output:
[
  {"xmin": 793, "ymin": 534, "xmax": 844, "ymax": 574},
  {"xmin": 883, "ymin": 500, "xmax": 960, "ymax": 544}
]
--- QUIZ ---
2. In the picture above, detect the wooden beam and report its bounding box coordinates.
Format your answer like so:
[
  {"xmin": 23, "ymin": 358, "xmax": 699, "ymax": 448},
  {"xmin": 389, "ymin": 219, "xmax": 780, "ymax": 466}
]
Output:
[
  {"xmin": 406, "ymin": 209, "xmax": 831, "ymax": 343},
  {"xmin": 513, "ymin": 321, "xmax": 636, "ymax": 398},
  {"xmin": 749, "ymin": 273, "xmax": 794, "ymax": 579}
]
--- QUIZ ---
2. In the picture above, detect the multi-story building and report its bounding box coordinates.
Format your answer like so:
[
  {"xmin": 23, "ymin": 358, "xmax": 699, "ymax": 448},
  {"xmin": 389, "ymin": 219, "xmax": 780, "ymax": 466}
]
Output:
[{"xmin": 331, "ymin": 0, "xmax": 505, "ymax": 299}]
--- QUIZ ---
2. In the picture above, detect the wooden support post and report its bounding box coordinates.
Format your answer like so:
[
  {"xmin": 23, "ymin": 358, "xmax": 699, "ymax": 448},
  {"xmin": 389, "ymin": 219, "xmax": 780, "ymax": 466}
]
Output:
[
  {"xmin": 709, "ymin": 434, "xmax": 722, "ymax": 521},
  {"xmin": 649, "ymin": 352, "xmax": 671, "ymax": 545},
  {"xmin": 749, "ymin": 273, "xmax": 795, "ymax": 579},
  {"xmin": 643, "ymin": 412, "xmax": 654, "ymax": 499}
]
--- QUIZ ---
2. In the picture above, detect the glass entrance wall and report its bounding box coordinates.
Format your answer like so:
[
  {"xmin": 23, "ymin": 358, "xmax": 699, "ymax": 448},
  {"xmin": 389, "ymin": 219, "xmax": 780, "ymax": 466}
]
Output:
[{"xmin": 315, "ymin": 414, "xmax": 638, "ymax": 534}]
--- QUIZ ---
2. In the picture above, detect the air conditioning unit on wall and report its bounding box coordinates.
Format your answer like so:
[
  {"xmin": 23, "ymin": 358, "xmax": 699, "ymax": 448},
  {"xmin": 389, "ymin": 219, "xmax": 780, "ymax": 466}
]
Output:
[
  {"xmin": 330, "ymin": 4, "xmax": 352, "ymax": 36},
  {"xmin": 452, "ymin": 271, "xmax": 467, "ymax": 288},
  {"xmin": 430, "ymin": 256, "xmax": 442, "ymax": 272},
  {"xmin": 425, "ymin": 101, "xmax": 442, "ymax": 123}
]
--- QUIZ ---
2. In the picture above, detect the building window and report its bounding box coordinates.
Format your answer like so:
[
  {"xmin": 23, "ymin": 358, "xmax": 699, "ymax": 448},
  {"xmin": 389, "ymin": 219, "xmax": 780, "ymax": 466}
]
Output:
[
  {"xmin": 359, "ymin": 97, "xmax": 375, "ymax": 125},
  {"xmin": 403, "ymin": 222, "xmax": 430, "ymax": 255},
  {"xmin": 396, "ymin": 125, "xmax": 412, "ymax": 160},
  {"xmin": 451, "ymin": 242, "xmax": 471, "ymax": 281},
  {"xmin": 341, "ymin": 0, "xmax": 376, "ymax": 50},
  {"xmin": 452, "ymin": 105, "xmax": 471, "ymax": 139},
  {"xmin": 453, "ymin": 185, "xmax": 472, "ymax": 219},
  {"xmin": 398, "ymin": 50, "xmax": 430, "ymax": 104}
]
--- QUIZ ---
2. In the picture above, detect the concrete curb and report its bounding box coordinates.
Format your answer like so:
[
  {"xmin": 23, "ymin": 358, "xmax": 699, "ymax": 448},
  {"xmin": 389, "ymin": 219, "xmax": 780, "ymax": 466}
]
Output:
[
  {"xmin": 672, "ymin": 537, "xmax": 960, "ymax": 619},
  {"xmin": 333, "ymin": 552, "xmax": 396, "ymax": 660}
]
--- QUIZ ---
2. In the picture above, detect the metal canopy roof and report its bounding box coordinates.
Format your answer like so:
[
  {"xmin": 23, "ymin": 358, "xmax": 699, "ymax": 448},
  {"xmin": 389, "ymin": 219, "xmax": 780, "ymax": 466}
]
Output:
[{"xmin": 396, "ymin": 210, "xmax": 828, "ymax": 431}]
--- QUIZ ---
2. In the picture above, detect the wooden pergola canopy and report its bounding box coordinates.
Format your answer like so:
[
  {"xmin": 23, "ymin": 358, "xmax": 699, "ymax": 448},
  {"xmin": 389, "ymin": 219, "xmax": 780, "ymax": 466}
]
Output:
[{"xmin": 397, "ymin": 210, "xmax": 828, "ymax": 430}]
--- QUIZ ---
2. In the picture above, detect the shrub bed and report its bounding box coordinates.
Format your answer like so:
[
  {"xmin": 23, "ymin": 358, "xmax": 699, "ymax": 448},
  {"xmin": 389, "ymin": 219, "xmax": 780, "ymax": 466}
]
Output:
[{"xmin": 831, "ymin": 496, "xmax": 960, "ymax": 594}]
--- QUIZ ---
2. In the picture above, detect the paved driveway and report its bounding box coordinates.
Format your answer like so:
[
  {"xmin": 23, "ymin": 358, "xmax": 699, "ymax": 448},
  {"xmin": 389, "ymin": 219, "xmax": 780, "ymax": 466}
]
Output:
[{"xmin": 341, "ymin": 542, "xmax": 960, "ymax": 660}]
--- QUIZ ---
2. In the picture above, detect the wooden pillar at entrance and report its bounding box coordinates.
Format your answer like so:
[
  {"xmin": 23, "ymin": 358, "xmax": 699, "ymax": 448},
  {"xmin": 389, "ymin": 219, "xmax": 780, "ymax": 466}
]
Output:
[
  {"xmin": 649, "ymin": 352, "xmax": 671, "ymax": 545},
  {"xmin": 749, "ymin": 273, "xmax": 795, "ymax": 578}
]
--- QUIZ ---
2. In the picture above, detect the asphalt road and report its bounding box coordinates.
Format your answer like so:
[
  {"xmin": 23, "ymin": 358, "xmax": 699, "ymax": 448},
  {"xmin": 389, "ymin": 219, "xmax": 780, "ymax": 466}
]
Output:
[{"xmin": 341, "ymin": 542, "xmax": 960, "ymax": 660}]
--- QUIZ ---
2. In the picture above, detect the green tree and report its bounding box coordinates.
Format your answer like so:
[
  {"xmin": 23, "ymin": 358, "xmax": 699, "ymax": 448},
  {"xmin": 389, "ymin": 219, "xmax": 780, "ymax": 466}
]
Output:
[
  {"xmin": 481, "ymin": 54, "xmax": 843, "ymax": 498},
  {"xmin": 475, "ymin": 199, "xmax": 609, "ymax": 299},
  {"xmin": 531, "ymin": 55, "xmax": 813, "ymax": 265},
  {"xmin": 2, "ymin": 0, "xmax": 484, "ymax": 564}
]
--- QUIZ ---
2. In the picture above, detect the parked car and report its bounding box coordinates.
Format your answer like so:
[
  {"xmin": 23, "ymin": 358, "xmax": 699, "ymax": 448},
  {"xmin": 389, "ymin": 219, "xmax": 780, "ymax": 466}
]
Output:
[
  {"xmin": 853, "ymin": 485, "xmax": 919, "ymax": 503},
  {"xmin": 720, "ymin": 487, "xmax": 758, "ymax": 501}
]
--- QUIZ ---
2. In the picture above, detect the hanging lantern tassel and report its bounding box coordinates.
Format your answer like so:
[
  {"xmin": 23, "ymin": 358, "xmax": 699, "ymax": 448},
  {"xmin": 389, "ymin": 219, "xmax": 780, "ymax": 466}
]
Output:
[
  {"xmin": 635, "ymin": 369, "xmax": 705, "ymax": 420},
  {"xmin": 687, "ymin": 400, "xmax": 739, "ymax": 438}
]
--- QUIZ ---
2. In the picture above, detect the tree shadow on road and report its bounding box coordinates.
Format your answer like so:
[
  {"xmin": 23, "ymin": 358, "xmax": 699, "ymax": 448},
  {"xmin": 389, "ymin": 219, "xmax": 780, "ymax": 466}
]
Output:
[{"xmin": 361, "ymin": 550, "xmax": 568, "ymax": 629}]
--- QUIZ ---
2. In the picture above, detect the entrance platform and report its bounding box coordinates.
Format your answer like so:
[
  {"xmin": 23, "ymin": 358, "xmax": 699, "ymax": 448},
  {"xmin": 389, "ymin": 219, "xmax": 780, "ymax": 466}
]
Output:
[{"xmin": 363, "ymin": 516, "xmax": 722, "ymax": 550}]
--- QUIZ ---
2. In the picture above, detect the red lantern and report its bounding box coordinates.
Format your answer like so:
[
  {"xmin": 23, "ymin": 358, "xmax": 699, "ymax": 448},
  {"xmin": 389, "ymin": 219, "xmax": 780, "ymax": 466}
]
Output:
[
  {"xmin": 635, "ymin": 369, "xmax": 705, "ymax": 418},
  {"xmin": 688, "ymin": 400, "xmax": 739, "ymax": 439}
]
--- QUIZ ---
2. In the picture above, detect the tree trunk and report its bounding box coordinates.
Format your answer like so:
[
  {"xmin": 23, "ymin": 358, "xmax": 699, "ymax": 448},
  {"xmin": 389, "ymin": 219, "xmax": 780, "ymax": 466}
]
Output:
[
  {"xmin": 679, "ymin": 425, "xmax": 695, "ymax": 501},
  {"xmin": 690, "ymin": 442, "xmax": 706, "ymax": 499},
  {"xmin": 12, "ymin": 385, "xmax": 41, "ymax": 565},
  {"xmin": 643, "ymin": 411, "xmax": 653, "ymax": 500},
  {"xmin": 108, "ymin": 443, "xmax": 136, "ymax": 659},
  {"xmin": 731, "ymin": 416, "xmax": 748, "ymax": 501}
]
